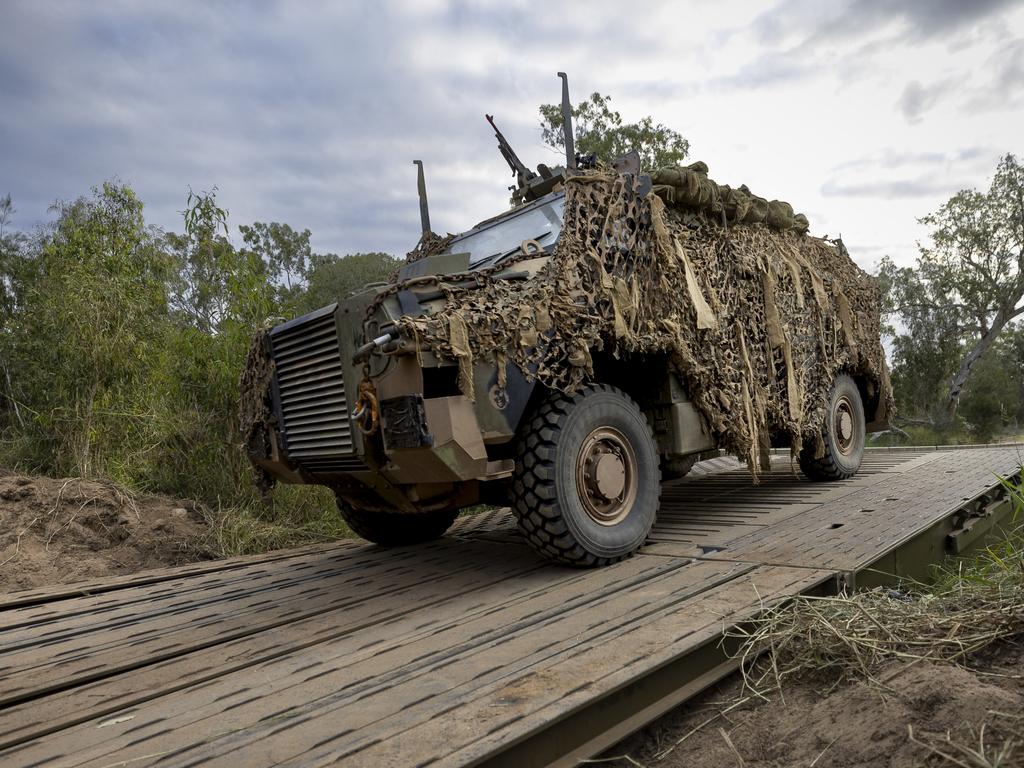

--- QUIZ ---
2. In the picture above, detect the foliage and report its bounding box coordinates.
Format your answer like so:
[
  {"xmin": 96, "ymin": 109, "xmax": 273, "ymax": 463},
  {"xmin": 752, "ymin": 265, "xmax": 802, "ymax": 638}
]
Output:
[
  {"xmin": 871, "ymin": 423, "xmax": 976, "ymax": 447},
  {"xmin": 880, "ymin": 153, "xmax": 1024, "ymax": 422},
  {"xmin": 0, "ymin": 182, "xmax": 171, "ymax": 478},
  {"xmin": 239, "ymin": 221, "xmax": 313, "ymax": 306},
  {"xmin": 0, "ymin": 194, "xmax": 26, "ymax": 326},
  {"xmin": 0, "ymin": 182, "xmax": 396, "ymax": 538},
  {"xmin": 887, "ymin": 307, "xmax": 963, "ymax": 423},
  {"xmin": 202, "ymin": 485, "xmax": 351, "ymax": 557},
  {"xmin": 959, "ymin": 330, "xmax": 1024, "ymax": 440},
  {"xmin": 539, "ymin": 92, "xmax": 689, "ymax": 170},
  {"xmin": 295, "ymin": 251, "xmax": 399, "ymax": 315}
]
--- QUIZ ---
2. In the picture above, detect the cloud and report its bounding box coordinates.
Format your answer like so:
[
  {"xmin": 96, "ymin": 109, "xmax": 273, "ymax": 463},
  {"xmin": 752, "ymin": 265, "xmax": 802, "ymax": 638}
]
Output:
[
  {"xmin": 897, "ymin": 78, "xmax": 957, "ymax": 123},
  {"xmin": 963, "ymin": 38, "xmax": 1024, "ymax": 111},
  {"xmin": 823, "ymin": 146, "xmax": 997, "ymax": 200},
  {"xmin": 753, "ymin": 0, "xmax": 1018, "ymax": 46},
  {"xmin": 0, "ymin": 0, "xmax": 1020, "ymax": 272},
  {"xmin": 821, "ymin": 177, "xmax": 970, "ymax": 199},
  {"xmin": 711, "ymin": 51, "xmax": 816, "ymax": 90}
]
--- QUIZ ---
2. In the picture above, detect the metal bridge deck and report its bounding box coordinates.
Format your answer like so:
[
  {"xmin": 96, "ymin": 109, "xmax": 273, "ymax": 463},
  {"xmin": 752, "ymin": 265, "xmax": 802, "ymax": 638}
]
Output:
[{"xmin": 0, "ymin": 447, "xmax": 1020, "ymax": 768}]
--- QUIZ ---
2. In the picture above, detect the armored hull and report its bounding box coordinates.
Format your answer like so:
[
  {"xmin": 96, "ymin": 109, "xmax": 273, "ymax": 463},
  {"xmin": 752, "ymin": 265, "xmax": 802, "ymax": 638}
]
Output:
[{"xmin": 241, "ymin": 161, "xmax": 892, "ymax": 566}]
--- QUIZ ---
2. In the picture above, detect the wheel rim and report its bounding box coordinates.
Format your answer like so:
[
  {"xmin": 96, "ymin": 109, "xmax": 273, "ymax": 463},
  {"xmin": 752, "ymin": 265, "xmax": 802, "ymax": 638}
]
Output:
[
  {"xmin": 833, "ymin": 393, "xmax": 858, "ymax": 456},
  {"xmin": 576, "ymin": 426, "xmax": 638, "ymax": 526}
]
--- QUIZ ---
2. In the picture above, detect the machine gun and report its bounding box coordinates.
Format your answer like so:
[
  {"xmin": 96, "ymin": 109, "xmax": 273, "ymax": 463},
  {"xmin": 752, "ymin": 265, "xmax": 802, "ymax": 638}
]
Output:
[
  {"xmin": 485, "ymin": 108, "xmax": 566, "ymax": 205},
  {"xmin": 486, "ymin": 114, "xmax": 537, "ymax": 189}
]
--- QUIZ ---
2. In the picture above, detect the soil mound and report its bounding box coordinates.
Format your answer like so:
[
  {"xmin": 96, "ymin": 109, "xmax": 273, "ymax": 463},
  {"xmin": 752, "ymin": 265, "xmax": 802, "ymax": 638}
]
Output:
[
  {"xmin": 0, "ymin": 470, "xmax": 213, "ymax": 592},
  {"xmin": 610, "ymin": 648, "xmax": 1024, "ymax": 767}
]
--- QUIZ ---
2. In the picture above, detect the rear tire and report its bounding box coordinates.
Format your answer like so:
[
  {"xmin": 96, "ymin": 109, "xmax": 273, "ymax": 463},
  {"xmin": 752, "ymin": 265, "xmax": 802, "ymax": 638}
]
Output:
[
  {"xmin": 335, "ymin": 498, "xmax": 458, "ymax": 546},
  {"xmin": 799, "ymin": 373, "xmax": 865, "ymax": 481},
  {"xmin": 661, "ymin": 454, "xmax": 697, "ymax": 481},
  {"xmin": 511, "ymin": 384, "xmax": 661, "ymax": 567}
]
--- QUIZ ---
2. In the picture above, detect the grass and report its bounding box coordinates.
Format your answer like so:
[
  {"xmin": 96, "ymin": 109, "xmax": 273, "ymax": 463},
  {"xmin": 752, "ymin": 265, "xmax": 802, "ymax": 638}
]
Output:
[
  {"xmin": 871, "ymin": 424, "xmax": 988, "ymax": 447},
  {"xmin": 730, "ymin": 530, "xmax": 1024, "ymax": 695},
  {"xmin": 201, "ymin": 484, "xmax": 354, "ymax": 557}
]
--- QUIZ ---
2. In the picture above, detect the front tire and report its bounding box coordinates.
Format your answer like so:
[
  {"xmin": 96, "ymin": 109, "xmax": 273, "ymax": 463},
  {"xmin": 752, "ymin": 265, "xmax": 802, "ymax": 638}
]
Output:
[
  {"xmin": 799, "ymin": 373, "xmax": 865, "ymax": 481},
  {"xmin": 661, "ymin": 454, "xmax": 697, "ymax": 481},
  {"xmin": 511, "ymin": 384, "xmax": 661, "ymax": 567},
  {"xmin": 335, "ymin": 498, "xmax": 458, "ymax": 546}
]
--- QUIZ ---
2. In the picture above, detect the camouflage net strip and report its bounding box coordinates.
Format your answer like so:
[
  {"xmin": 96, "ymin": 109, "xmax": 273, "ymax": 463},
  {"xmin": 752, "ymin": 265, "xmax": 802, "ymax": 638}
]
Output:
[
  {"xmin": 239, "ymin": 329, "xmax": 277, "ymax": 493},
  {"xmin": 397, "ymin": 168, "xmax": 893, "ymax": 478}
]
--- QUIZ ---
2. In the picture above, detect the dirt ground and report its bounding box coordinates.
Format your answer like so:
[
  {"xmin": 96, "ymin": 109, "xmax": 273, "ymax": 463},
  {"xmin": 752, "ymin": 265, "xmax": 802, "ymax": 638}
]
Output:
[
  {"xmin": 603, "ymin": 643, "xmax": 1024, "ymax": 768},
  {"xmin": 0, "ymin": 469, "xmax": 214, "ymax": 592}
]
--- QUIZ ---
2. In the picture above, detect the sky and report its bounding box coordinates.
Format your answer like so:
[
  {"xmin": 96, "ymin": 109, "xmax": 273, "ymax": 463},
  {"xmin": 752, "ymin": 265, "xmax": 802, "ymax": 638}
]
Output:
[{"xmin": 1, "ymin": 0, "xmax": 1022, "ymax": 272}]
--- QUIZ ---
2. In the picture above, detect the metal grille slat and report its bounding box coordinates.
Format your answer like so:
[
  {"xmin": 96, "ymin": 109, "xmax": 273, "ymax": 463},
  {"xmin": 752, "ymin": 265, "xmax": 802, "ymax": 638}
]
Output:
[
  {"xmin": 278, "ymin": 384, "xmax": 348, "ymax": 409},
  {"xmin": 286, "ymin": 428, "xmax": 354, "ymax": 444},
  {"xmin": 276, "ymin": 359, "xmax": 346, "ymax": 384},
  {"xmin": 272, "ymin": 321, "xmax": 336, "ymax": 350},
  {"xmin": 277, "ymin": 370, "xmax": 346, "ymax": 393},
  {"xmin": 276, "ymin": 342, "xmax": 344, "ymax": 368},
  {"xmin": 272, "ymin": 326, "xmax": 337, "ymax": 355},
  {"xmin": 280, "ymin": 397, "xmax": 349, "ymax": 418},
  {"xmin": 280, "ymin": 411, "xmax": 351, "ymax": 429}
]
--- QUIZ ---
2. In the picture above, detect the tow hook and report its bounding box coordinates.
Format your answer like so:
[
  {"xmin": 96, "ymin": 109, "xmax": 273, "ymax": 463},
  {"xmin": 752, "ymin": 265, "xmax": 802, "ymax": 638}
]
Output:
[{"xmin": 352, "ymin": 378, "xmax": 380, "ymax": 436}]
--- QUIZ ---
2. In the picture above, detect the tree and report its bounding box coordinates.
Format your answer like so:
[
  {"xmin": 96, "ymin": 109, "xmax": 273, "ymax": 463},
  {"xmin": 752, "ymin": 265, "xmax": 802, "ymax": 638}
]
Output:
[
  {"xmin": 0, "ymin": 194, "xmax": 23, "ymax": 327},
  {"xmin": 164, "ymin": 188, "xmax": 241, "ymax": 334},
  {"xmin": 239, "ymin": 221, "xmax": 312, "ymax": 300},
  {"xmin": 0, "ymin": 182, "xmax": 171, "ymax": 477},
  {"xmin": 880, "ymin": 153, "xmax": 1024, "ymax": 418},
  {"xmin": 0, "ymin": 194, "xmax": 30, "ymax": 429},
  {"xmin": 151, "ymin": 191, "xmax": 291, "ymax": 501},
  {"xmin": 294, "ymin": 252, "xmax": 400, "ymax": 315},
  {"xmin": 887, "ymin": 307, "xmax": 962, "ymax": 423},
  {"xmin": 539, "ymin": 92, "xmax": 689, "ymax": 171},
  {"xmin": 958, "ymin": 334, "xmax": 1022, "ymax": 440}
]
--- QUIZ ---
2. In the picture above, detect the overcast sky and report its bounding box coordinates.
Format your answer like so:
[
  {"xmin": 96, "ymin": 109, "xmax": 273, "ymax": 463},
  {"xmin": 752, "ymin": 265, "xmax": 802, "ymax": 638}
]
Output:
[{"xmin": 2, "ymin": 0, "xmax": 1022, "ymax": 271}]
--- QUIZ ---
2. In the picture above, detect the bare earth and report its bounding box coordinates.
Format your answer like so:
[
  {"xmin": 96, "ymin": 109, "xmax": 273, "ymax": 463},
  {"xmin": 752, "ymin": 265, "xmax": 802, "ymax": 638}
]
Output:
[
  {"xmin": 0, "ymin": 469, "xmax": 213, "ymax": 592},
  {"xmin": 605, "ymin": 644, "xmax": 1024, "ymax": 767}
]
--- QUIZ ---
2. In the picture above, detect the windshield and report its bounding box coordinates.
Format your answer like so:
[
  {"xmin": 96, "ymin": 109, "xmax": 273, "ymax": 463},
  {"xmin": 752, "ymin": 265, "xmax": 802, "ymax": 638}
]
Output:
[{"xmin": 446, "ymin": 192, "xmax": 565, "ymax": 268}]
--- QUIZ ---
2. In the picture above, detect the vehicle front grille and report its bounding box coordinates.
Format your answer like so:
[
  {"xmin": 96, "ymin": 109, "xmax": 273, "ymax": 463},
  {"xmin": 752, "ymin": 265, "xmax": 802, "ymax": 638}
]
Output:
[{"xmin": 269, "ymin": 305, "xmax": 360, "ymax": 469}]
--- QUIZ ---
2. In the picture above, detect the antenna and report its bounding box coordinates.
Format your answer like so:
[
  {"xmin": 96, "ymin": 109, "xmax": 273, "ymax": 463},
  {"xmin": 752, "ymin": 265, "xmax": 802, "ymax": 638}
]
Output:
[
  {"xmin": 413, "ymin": 160, "xmax": 430, "ymax": 234},
  {"xmin": 557, "ymin": 72, "xmax": 576, "ymax": 170}
]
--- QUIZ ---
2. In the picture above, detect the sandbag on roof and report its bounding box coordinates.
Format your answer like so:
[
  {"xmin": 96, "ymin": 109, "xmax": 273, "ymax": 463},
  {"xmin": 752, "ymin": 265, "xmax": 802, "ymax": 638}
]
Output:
[{"xmin": 653, "ymin": 162, "xmax": 810, "ymax": 233}]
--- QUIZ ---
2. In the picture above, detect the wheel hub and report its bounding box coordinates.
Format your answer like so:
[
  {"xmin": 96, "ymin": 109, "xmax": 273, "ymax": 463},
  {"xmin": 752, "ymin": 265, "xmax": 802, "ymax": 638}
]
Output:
[
  {"xmin": 576, "ymin": 427, "xmax": 638, "ymax": 526},
  {"xmin": 834, "ymin": 394, "xmax": 856, "ymax": 455},
  {"xmin": 592, "ymin": 453, "xmax": 626, "ymax": 500}
]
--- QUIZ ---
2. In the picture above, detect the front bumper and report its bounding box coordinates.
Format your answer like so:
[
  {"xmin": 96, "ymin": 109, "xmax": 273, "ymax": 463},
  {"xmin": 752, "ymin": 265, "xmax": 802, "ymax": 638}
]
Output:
[{"xmin": 251, "ymin": 302, "xmax": 512, "ymax": 490}]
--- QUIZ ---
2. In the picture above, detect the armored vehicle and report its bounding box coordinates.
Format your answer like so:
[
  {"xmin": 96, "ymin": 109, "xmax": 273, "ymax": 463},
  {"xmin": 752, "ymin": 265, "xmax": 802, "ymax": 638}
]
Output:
[{"xmin": 241, "ymin": 74, "xmax": 893, "ymax": 566}]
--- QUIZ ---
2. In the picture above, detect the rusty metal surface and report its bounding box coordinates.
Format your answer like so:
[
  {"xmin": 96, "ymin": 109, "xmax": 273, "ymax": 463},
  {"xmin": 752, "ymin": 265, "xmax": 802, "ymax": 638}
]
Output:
[{"xmin": 0, "ymin": 447, "xmax": 1019, "ymax": 768}]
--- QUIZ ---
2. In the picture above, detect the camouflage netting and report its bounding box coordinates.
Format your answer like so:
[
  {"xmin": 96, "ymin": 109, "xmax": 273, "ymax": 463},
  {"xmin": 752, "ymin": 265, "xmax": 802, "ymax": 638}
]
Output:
[
  {"xmin": 398, "ymin": 164, "xmax": 893, "ymax": 477},
  {"xmin": 239, "ymin": 329, "xmax": 277, "ymax": 493},
  {"xmin": 406, "ymin": 230, "xmax": 455, "ymax": 263}
]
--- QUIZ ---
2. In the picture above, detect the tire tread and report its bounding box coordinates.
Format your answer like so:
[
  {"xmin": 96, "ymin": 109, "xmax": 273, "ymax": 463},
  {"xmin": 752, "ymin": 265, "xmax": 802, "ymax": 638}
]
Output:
[
  {"xmin": 798, "ymin": 373, "xmax": 864, "ymax": 482},
  {"xmin": 335, "ymin": 501, "xmax": 458, "ymax": 546},
  {"xmin": 510, "ymin": 384, "xmax": 659, "ymax": 567}
]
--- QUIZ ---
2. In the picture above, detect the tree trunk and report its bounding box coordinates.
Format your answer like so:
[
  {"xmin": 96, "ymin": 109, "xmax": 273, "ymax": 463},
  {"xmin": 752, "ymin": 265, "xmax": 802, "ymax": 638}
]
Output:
[{"xmin": 947, "ymin": 300, "xmax": 1024, "ymax": 415}]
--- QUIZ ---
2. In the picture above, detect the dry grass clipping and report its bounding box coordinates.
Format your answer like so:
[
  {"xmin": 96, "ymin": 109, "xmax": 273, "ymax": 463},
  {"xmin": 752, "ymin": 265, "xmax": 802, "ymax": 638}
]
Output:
[{"xmin": 730, "ymin": 525, "xmax": 1024, "ymax": 699}]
